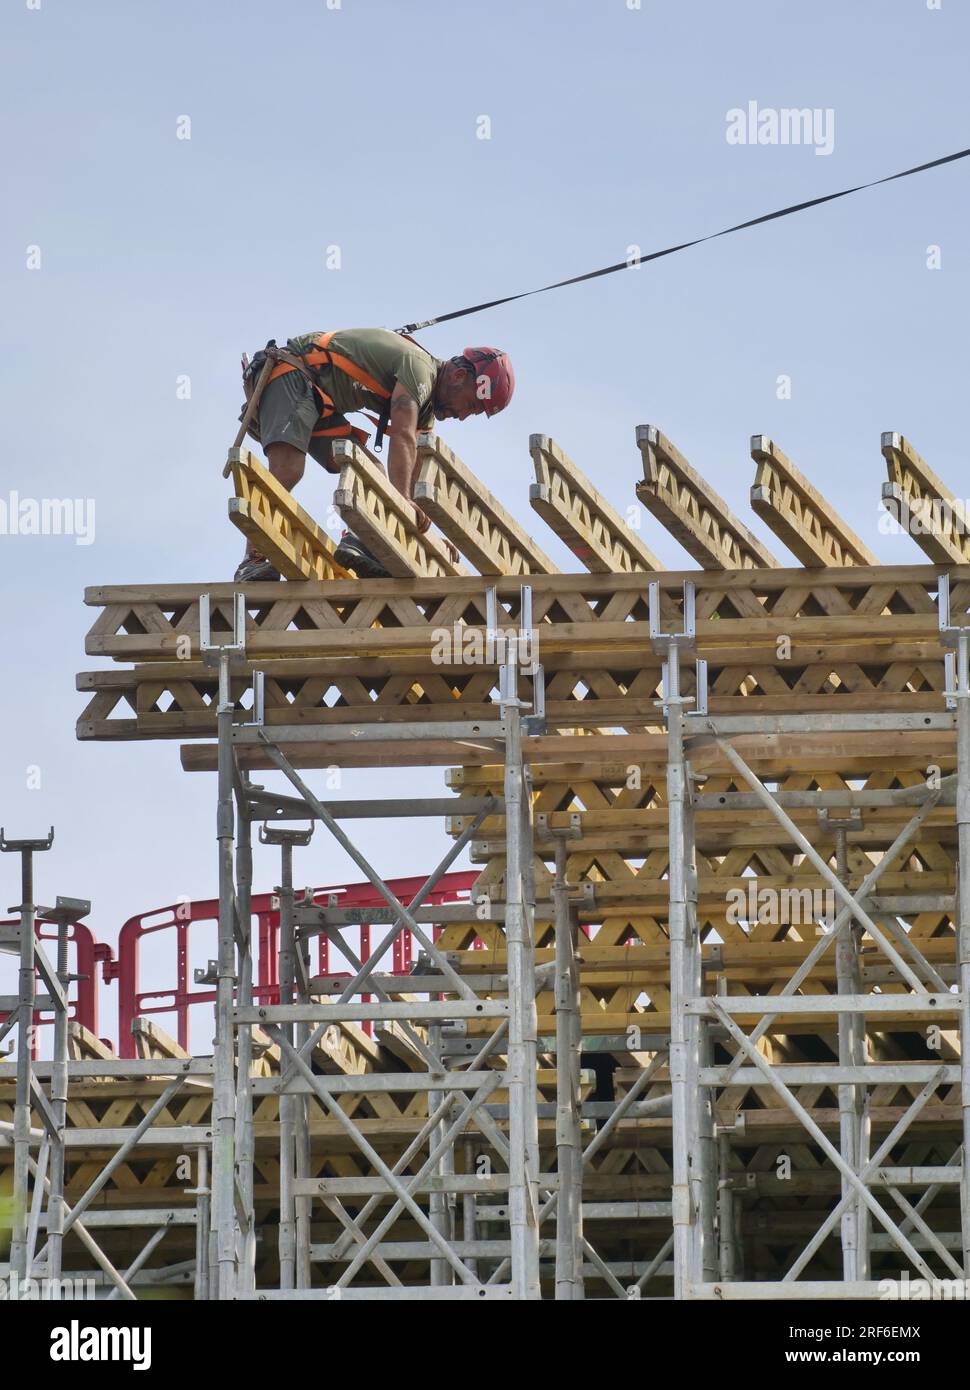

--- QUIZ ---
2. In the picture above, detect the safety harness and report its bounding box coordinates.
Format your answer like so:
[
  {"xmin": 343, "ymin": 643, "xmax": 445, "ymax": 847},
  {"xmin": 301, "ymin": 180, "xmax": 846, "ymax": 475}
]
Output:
[{"xmin": 246, "ymin": 330, "xmax": 425, "ymax": 453}]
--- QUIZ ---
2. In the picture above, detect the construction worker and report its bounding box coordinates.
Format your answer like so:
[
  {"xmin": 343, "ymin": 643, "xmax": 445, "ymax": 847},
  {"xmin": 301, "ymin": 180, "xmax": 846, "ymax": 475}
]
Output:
[{"xmin": 235, "ymin": 328, "xmax": 515, "ymax": 580}]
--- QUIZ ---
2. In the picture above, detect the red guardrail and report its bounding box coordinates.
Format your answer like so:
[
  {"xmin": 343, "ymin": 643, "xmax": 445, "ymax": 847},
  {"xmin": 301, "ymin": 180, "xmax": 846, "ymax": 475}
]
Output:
[
  {"xmin": 0, "ymin": 919, "xmax": 107, "ymax": 1056},
  {"xmin": 1, "ymin": 873, "xmax": 479, "ymax": 1057},
  {"xmin": 110, "ymin": 872, "xmax": 479, "ymax": 1056}
]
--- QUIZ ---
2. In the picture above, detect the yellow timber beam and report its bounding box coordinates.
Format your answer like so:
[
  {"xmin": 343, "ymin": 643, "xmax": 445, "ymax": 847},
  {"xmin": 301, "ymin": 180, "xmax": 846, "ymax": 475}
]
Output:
[
  {"xmin": 228, "ymin": 448, "xmax": 351, "ymax": 581},
  {"xmin": 414, "ymin": 432, "xmax": 559, "ymax": 575},
  {"xmin": 636, "ymin": 424, "xmax": 778, "ymax": 569},
  {"xmin": 332, "ymin": 439, "xmax": 469, "ymax": 578},
  {"xmin": 530, "ymin": 434, "xmax": 664, "ymax": 572},
  {"xmin": 750, "ymin": 434, "xmax": 879, "ymax": 567},
  {"xmin": 881, "ymin": 431, "xmax": 970, "ymax": 564}
]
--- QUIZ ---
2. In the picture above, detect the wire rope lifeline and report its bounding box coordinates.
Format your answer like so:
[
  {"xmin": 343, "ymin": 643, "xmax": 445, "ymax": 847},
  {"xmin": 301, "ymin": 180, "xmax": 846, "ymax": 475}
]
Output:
[{"xmin": 396, "ymin": 145, "xmax": 970, "ymax": 335}]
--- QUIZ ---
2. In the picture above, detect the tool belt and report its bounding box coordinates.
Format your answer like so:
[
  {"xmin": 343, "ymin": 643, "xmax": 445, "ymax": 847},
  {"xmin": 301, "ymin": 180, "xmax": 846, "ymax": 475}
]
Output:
[{"xmin": 242, "ymin": 341, "xmax": 307, "ymax": 394}]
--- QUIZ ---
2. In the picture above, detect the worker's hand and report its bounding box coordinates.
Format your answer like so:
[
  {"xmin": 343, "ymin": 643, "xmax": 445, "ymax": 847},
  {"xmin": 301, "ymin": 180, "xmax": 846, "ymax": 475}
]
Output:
[
  {"xmin": 413, "ymin": 505, "xmax": 432, "ymax": 534},
  {"xmin": 443, "ymin": 539, "xmax": 460, "ymax": 564}
]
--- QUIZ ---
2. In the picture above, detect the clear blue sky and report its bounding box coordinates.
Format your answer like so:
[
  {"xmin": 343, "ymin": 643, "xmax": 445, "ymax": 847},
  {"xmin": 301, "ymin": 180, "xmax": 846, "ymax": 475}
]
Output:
[{"xmin": 1, "ymin": 0, "xmax": 968, "ymax": 1044}]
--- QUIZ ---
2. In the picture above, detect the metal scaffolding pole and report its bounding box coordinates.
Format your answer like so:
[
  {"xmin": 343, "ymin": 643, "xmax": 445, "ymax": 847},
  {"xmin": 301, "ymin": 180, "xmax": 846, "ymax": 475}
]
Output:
[
  {"xmin": 293, "ymin": 886, "xmax": 313, "ymax": 1290},
  {"xmin": 653, "ymin": 581, "xmax": 706, "ymax": 1297},
  {"xmin": 0, "ymin": 1136, "xmax": 136, "ymax": 1299},
  {"xmin": 262, "ymin": 824, "xmax": 313, "ymax": 1291},
  {"xmin": 45, "ymin": 913, "xmax": 70, "ymax": 1281},
  {"xmin": 1, "ymin": 828, "xmax": 52, "ymax": 1278},
  {"xmin": 831, "ymin": 824, "xmax": 869, "ymax": 1279},
  {"xmin": 667, "ymin": 642, "xmax": 695, "ymax": 1295},
  {"xmin": 462, "ymin": 1137, "xmax": 479, "ymax": 1281},
  {"xmin": 953, "ymin": 628, "xmax": 970, "ymax": 1273},
  {"xmin": 27, "ymin": 895, "xmax": 88, "ymax": 1282},
  {"xmin": 428, "ymin": 1024, "xmax": 455, "ymax": 1287},
  {"xmin": 501, "ymin": 647, "xmax": 542, "ymax": 1299},
  {"xmin": 686, "ymin": 762, "xmax": 717, "ymax": 1284},
  {"xmin": 234, "ymin": 774, "xmax": 256, "ymax": 1296},
  {"xmin": 212, "ymin": 647, "xmax": 240, "ymax": 1300},
  {"xmin": 552, "ymin": 834, "xmax": 583, "ymax": 1298},
  {"xmin": 717, "ymin": 1131, "xmax": 738, "ymax": 1281},
  {"xmin": 193, "ymin": 1143, "xmax": 211, "ymax": 1301}
]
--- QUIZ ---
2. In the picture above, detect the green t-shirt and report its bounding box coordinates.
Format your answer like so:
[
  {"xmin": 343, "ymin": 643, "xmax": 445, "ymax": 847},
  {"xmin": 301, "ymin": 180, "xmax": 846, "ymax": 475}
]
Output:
[{"xmin": 287, "ymin": 328, "xmax": 441, "ymax": 430}]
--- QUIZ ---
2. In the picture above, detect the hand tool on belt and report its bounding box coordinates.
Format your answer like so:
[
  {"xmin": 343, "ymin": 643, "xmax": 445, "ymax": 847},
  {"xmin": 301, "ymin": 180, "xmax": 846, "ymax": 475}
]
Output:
[{"xmin": 223, "ymin": 341, "xmax": 317, "ymax": 479}]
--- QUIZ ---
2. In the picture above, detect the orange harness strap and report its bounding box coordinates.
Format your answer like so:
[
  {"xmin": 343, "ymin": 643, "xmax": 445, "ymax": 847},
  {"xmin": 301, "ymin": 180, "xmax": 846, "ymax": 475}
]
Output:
[
  {"xmin": 269, "ymin": 331, "xmax": 392, "ymax": 450},
  {"xmin": 311, "ymin": 420, "xmax": 370, "ymax": 446},
  {"xmin": 302, "ymin": 332, "xmax": 392, "ymax": 399}
]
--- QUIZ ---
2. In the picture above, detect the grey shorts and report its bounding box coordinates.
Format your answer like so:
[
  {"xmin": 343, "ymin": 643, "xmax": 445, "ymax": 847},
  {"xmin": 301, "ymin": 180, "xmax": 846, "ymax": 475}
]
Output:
[{"xmin": 256, "ymin": 370, "xmax": 348, "ymax": 468}]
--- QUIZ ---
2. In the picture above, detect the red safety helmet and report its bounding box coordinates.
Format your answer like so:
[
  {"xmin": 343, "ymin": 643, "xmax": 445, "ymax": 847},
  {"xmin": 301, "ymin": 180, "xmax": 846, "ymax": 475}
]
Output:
[{"xmin": 461, "ymin": 346, "xmax": 515, "ymax": 416}]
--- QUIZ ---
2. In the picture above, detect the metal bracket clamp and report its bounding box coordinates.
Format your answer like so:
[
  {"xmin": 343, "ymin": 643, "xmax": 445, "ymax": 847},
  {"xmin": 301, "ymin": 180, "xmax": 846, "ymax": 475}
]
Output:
[
  {"xmin": 486, "ymin": 583, "xmax": 542, "ymax": 675},
  {"xmin": 34, "ymin": 896, "xmax": 92, "ymax": 925},
  {"xmin": 944, "ymin": 653, "xmax": 958, "ymax": 712},
  {"xmin": 498, "ymin": 658, "xmax": 519, "ymax": 715},
  {"xmin": 938, "ymin": 572, "xmax": 954, "ymax": 636},
  {"xmin": 489, "ymin": 582, "xmax": 546, "ymax": 731},
  {"xmin": 649, "ymin": 577, "xmax": 696, "ymax": 652},
  {"xmin": 702, "ymin": 943, "xmax": 725, "ymax": 973},
  {"xmin": 519, "ymin": 583, "xmax": 539, "ymax": 676},
  {"xmin": 258, "ymin": 824, "xmax": 314, "ymax": 849},
  {"xmin": 817, "ymin": 806, "xmax": 864, "ymax": 833},
  {"xmin": 938, "ymin": 572, "xmax": 970, "ymax": 710},
  {"xmin": 199, "ymin": 591, "xmax": 265, "ymax": 723},
  {"xmin": 566, "ymin": 880, "xmax": 596, "ymax": 909},
  {"xmin": 690, "ymin": 659, "xmax": 709, "ymax": 717},
  {"xmin": 240, "ymin": 672, "xmax": 265, "ymax": 728},
  {"xmin": 485, "ymin": 583, "xmax": 499, "ymax": 643},
  {"xmin": 534, "ymin": 812, "xmax": 582, "ymax": 844},
  {"xmin": 648, "ymin": 579, "xmax": 708, "ymax": 715},
  {"xmin": 522, "ymin": 662, "xmax": 546, "ymax": 737},
  {"xmin": 0, "ymin": 827, "xmax": 54, "ymax": 854},
  {"xmin": 200, "ymin": 592, "xmax": 247, "ymax": 661},
  {"xmin": 194, "ymin": 958, "xmax": 219, "ymax": 986}
]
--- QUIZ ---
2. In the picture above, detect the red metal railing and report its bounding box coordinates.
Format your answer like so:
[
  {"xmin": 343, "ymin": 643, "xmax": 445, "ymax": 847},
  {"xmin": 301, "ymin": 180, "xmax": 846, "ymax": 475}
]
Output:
[
  {"xmin": 110, "ymin": 872, "xmax": 478, "ymax": 1056},
  {"xmin": 1, "ymin": 873, "xmax": 480, "ymax": 1056},
  {"xmin": 0, "ymin": 919, "xmax": 105, "ymax": 1057}
]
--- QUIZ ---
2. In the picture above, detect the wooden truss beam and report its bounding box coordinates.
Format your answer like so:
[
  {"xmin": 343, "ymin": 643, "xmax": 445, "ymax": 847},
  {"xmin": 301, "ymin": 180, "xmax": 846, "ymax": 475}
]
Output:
[
  {"xmin": 881, "ymin": 431, "xmax": 970, "ymax": 564},
  {"xmin": 75, "ymin": 636, "xmax": 951, "ymax": 742},
  {"xmin": 750, "ymin": 435, "xmax": 879, "ymax": 567},
  {"xmin": 332, "ymin": 440, "xmax": 468, "ymax": 578},
  {"xmin": 413, "ymin": 433, "xmax": 558, "ymax": 575},
  {"xmin": 80, "ymin": 565, "xmax": 960, "ymax": 661},
  {"xmin": 76, "ymin": 567, "xmax": 965, "ymax": 748},
  {"xmin": 529, "ymin": 434, "xmax": 664, "ymax": 572},
  {"xmin": 636, "ymin": 425, "xmax": 778, "ymax": 569},
  {"xmin": 228, "ymin": 448, "xmax": 351, "ymax": 581}
]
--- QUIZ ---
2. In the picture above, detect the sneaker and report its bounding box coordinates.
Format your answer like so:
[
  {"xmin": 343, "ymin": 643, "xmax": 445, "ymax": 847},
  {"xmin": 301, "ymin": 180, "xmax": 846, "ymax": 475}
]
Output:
[
  {"xmin": 234, "ymin": 553, "xmax": 282, "ymax": 582},
  {"xmin": 333, "ymin": 533, "xmax": 390, "ymax": 579}
]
